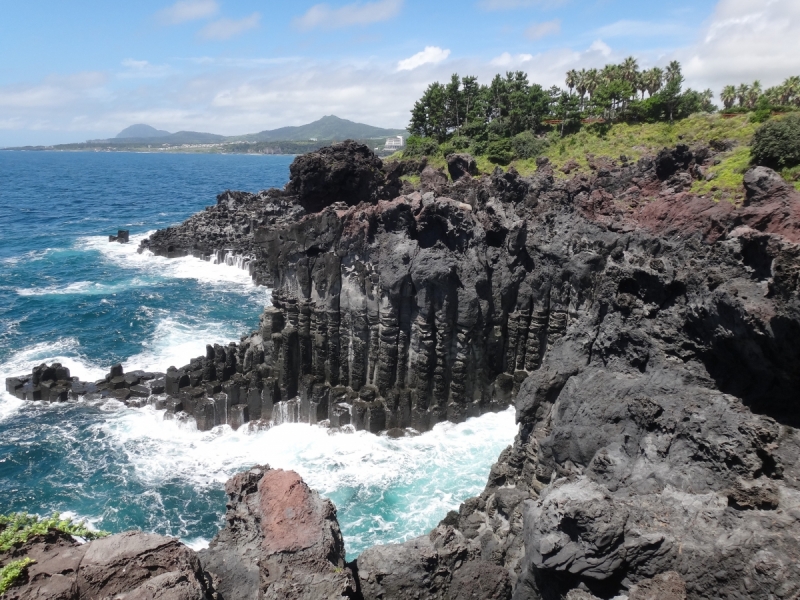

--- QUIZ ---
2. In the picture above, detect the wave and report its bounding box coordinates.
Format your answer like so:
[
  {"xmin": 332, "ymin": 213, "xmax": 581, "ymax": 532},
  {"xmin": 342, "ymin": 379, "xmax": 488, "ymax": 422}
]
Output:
[
  {"xmin": 78, "ymin": 233, "xmax": 264, "ymax": 295},
  {"xmin": 0, "ymin": 338, "xmax": 108, "ymax": 422},
  {"xmin": 98, "ymin": 406, "xmax": 518, "ymax": 555},
  {"xmin": 16, "ymin": 279, "xmax": 151, "ymax": 297}
]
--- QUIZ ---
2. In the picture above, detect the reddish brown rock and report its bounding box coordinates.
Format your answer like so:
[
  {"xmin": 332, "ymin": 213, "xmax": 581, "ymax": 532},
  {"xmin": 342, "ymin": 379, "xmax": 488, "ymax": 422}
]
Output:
[{"xmin": 200, "ymin": 465, "xmax": 357, "ymax": 600}]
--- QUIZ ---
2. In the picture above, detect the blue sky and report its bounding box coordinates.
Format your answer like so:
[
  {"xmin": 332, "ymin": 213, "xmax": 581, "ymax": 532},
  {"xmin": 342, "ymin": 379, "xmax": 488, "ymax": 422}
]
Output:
[{"xmin": 1, "ymin": 0, "xmax": 798, "ymax": 146}]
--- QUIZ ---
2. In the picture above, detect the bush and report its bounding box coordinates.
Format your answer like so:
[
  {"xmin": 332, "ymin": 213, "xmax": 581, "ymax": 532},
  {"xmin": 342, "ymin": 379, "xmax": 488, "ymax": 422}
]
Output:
[
  {"xmin": 403, "ymin": 135, "xmax": 439, "ymax": 158},
  {"xmin": 440, "ymin": 135, "xmax": 471, "ymax": 157},
  {"xmin": 0, "ymin": 512, "xmax": 108, "ymax": 552},
  {"xmin": 511, "ymin": 131, "xmax": 549, "ymax": 159},
  {"xmin": 751, "ymin": 114, "xmax": 800, "ymax": 170},
  {"xmin": 487, "ymin": 139, "xmax": 513, "ymax": 165},
  {"xmin": 0, "ymin": 558, "xmax": 34, "ymax": 594}
]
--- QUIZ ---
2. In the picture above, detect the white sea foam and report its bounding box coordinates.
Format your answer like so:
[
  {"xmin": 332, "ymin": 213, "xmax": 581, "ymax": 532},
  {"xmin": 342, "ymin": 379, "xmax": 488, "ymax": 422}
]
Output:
[
  {"xmin": 16, "ymin": 279, "xmax": 151, "ymax": 297},
  {"xmin": 0, "ymin": 338, "xmax": 108, "ymax": 422},
  {"xmin": 123, "ymin": 315, "xmax": 248, "ymax": 373},
  {"xmin": 98, "ymin": 406, "xmax": 518, "ymax": 552},
  {"xmin": 78, "ymin": 233, "xmax": 265, "ymax": 299}
]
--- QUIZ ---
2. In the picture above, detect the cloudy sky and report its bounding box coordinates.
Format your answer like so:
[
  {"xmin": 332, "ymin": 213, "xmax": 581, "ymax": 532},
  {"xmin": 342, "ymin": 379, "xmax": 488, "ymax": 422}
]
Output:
[{"xmin": 0, "ymin": 0, "xmax": 798, "ymax": 146}]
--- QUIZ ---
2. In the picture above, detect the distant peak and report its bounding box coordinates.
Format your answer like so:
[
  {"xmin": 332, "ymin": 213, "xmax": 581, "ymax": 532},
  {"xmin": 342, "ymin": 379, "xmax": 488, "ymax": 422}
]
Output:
[{"xmin": 116, "ymin": 124, "xmax": 171, "ymax": 139}]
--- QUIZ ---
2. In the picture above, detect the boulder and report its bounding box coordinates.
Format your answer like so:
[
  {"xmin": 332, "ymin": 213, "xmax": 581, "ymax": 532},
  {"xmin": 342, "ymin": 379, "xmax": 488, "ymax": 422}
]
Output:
[
  {"xmin": 285, "ymin": 140, "xmax": 385, "ymax": 213},
  {"xmin": 200, "ymin": 465, "xmax": 357, "ymax": 599},
  {"xmin": 743, "ymin": 165, "xmax": 793, "ymax": 205},
  {"xmin": 447, "ymin": 153, "xmax": 478, "ymax": 181}
]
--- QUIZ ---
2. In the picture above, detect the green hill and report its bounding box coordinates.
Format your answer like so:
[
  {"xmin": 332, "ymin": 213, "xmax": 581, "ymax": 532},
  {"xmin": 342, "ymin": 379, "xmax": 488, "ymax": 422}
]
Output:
[{"xmin": 240, "ymin": 115, "xmax": 407, "ymax": 142}]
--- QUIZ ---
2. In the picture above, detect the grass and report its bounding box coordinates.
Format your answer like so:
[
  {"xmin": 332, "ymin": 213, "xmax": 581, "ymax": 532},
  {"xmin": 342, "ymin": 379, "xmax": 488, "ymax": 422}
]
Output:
[
  {"xmin": 0, "ymin": 558, "xmax": 34, "ymax": 595},
  {"xmin": 400, "ymin": 174, "xmax": 420, "ymax": 186},
  {"xmin": 532, "ymin": 113, "xmax": 759, "ymax": 177},
  {"xmin": 691, "ymin": 146, "xmax": 752, "ymax": 203},
  {"xmin": 395, "ymin": 113, "xmax": 800, "ymax": 200},
  {"xmin": 0, "ymin": 513, "xmax": 108, "ymax": 553}
]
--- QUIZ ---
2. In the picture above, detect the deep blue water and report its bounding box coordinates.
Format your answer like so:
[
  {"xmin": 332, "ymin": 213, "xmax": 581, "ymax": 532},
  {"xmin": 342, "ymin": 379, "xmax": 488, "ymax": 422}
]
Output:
[{"xmin": 0, "ymin": 151, "xmax": 515, "ymax": 557}]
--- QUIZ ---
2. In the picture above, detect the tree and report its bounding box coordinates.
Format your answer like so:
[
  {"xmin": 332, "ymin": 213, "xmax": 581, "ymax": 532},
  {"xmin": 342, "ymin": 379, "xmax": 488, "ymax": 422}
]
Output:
[
  {"xmin": 660, "ymin": 61, "xmax": 684, "ymax": 124},
  {"xmin": 445, "ymin": 74, "xmax": 462, "ymax": 133},
  {"xmin": 751, "ymin": 113, "xmax": 800, "ymax": 170},
  {"xmin": 720, "ymin": 85, "xmax": 737, "ymax": 109},
  {"xmin": 565, "ymin": 69, "xmax": 578, "ymax": 96},
  {"xmin": 747, "ymin": 80, "xmax": 763, "ymax": 109},
  {"xmin": 621, "ymin": 56, "xmax": 639, "ymax": 84},
  {"xmin": 737, "ymin": 84, "xmax": 750, "ymax": 107}
]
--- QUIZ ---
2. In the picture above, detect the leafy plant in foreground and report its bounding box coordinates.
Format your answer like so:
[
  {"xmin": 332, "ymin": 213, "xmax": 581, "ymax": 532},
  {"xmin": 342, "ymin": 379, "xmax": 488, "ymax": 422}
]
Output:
[
  {"xmin": 0, "ymin": 558, "xmax": 34, "ymax": 594},
  {"xmin": 0, "ymin": 513, "xmax": 108, "ymax": 553}
]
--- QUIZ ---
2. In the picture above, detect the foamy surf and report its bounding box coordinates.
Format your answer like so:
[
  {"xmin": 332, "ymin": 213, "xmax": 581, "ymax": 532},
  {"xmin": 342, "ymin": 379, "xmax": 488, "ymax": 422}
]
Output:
[{"xmin": 98, "ymin": 405, "xmax": 518, "ymax": 555}]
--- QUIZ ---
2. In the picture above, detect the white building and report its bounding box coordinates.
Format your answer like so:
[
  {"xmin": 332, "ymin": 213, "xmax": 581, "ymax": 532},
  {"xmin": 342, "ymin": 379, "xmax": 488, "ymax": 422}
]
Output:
[{"xmin": 384, "ymin": 136, "xmax": 404, "ymax": 151}]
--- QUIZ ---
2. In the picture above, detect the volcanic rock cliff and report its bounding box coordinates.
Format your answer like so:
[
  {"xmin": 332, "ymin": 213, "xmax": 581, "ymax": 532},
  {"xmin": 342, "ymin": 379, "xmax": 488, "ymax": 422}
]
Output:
[
  {"xmin": 138, "ymin": 140, "xmax": 800, "ymax": 599},
  {"xmin": 7, "ymin": 140, "xmax": 800, "ymax": 598}
]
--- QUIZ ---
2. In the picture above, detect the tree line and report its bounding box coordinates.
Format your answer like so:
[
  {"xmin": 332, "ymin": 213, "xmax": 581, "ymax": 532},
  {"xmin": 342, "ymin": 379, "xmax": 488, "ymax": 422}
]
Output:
[
  {"xmin": 408, "ymin": 58, "xmax": 716, "ymax": 150},
  {"xmin": 720, "ymin": 77, "xmax": 800, "ymax": 110}
]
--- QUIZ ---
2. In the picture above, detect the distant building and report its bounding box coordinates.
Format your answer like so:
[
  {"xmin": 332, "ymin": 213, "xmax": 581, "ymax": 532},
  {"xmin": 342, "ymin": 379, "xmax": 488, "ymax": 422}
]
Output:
[{"xmin": 384, "ymin": 136, "xmax": 404, "ymax": 151}]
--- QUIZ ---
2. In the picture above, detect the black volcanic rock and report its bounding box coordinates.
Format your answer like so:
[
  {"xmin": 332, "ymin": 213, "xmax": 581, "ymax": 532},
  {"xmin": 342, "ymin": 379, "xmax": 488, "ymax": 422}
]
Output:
[{"xmin": 285, "ymin": 140, "xmax": 386, "ymax": 212}]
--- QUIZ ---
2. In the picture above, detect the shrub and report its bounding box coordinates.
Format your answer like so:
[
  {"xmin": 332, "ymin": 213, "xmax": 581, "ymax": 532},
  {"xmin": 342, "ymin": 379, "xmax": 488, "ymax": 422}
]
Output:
[
  {"xmin": 440, "ymin": 135, "xmax": 471, "ymax": 157},
  {"xmin": 486, "ymin": 139, "xmax": 513, "ymax": 165},
  {"xmin": 403, "ymin": 135, "xmax": 439, "ymax": 158},
  {"xmin": 0, "ymin": 512, "xmax": 108, "ymax": 552},
  {"xmin": 511, "ymin": 131, "xmax": 549, "ymax": 159},
  {"xmin": 0, "ymin": 558, "xmax": 34, "ymax": 594},
  {"xmin": 750, "ymin": 114, "xmax": 800, "ymax": 170}
]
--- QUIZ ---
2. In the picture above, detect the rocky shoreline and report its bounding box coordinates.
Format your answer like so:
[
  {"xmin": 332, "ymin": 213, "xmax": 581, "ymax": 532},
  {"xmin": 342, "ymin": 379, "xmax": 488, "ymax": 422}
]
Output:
[{"xmin": 5, "ymin": 140, "xmax": 800, "ymax": 598}]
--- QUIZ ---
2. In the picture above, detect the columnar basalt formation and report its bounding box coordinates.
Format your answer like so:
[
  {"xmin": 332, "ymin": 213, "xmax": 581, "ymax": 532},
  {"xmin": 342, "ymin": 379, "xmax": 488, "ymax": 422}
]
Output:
[{"xmin": 6, "ymin": 140, "xmax": 800, "ymax": 597}]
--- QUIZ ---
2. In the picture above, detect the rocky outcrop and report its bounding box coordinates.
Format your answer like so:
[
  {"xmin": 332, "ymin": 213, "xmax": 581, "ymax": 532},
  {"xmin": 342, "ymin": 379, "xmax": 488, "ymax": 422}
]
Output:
[
  {"xmin": 0, "ymin": 530, "xmax": 211, "ymax": 599},
  {"xmin": 199, "ymin": 465, "xmax": 358, "ymax": 600},
  {"xmin": 7, "ymin": 139, "xmax": 800, "ymax": 597}
]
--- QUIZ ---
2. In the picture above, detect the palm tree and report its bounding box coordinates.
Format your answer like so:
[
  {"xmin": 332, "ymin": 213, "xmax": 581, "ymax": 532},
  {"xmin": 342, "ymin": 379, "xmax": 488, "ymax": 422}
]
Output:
[
  {"xmin": 565, "ymin": 70, "xmax": 578, "ymax": 96},
  {"xmin": 585, "ymin": 69, "xmax": 600, "ymax": 99},
  {"xmin": 736, "ymin": 84, "xmax": 750, "ymax": 107},
  {"xmin": 621, "ymin": 56, "xmax": 639, "ymax": 84},
  {"xmin": 575, "ymin": 69, "xmax": 588, "ymax": 110},
  {"xmin": 747, "ymin": 80, "xmax": 762, "ymax": 109},
  {"xmin": 720, "ymin": 85, "xmax": 736, "ymax": 109},
  {"xmin": 665, "ymin": 61, "xmax": 682, "ymax": 85},
  {"xmin": 647, "ymin": 68, "xmax": 664, "ymax": 96},
  {"xmin": 783, "ymin": 76, "xmax": 800, "ymax": 106}
]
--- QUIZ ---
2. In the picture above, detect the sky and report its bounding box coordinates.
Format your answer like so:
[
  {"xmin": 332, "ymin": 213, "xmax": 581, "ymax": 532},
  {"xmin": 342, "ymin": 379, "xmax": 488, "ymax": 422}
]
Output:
[{"xmin": 0, "ymin": 0, "xmax": 798, "ymax": 146}]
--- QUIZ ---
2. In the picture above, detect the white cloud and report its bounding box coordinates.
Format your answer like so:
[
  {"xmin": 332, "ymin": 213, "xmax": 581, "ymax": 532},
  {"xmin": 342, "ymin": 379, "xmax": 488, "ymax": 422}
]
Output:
[
  {"xmin": 594, "ymin": 20, "xmax": 689, "ymax": 38},
  {"xmin": 680, "ymin": 0, "xmax": 800, "ymax": 91},
  {"xmin": 587, "ymin": 39, "xmax": 612, "ymax": 57},
  {"xmin": 294, "ymin": 0, "xmax": 403, "ymax": 31},
  {"xmin": 478, "ymin": 0, "xmax": 567, "ymax": 10},
  {"xmin": 490, "ymin": 52, "xmax": 534, "ymax": 67},
  {"xmin": 525, "ymin": 19, "xmax": 561, "ymax": 40},
  {"xmin": 396, "ymin": 46, "xmax": 451, "ymax": 71},
  {"xmin": 157, "ymin": 0, "xmax": 218, "ymax": 25},
  {"xmin": 119, "ymin": 59, "xmax": 171, "ymax": 79},
  {"xmin": 198, "ymin": 13, "xmax": 260, "ymax": 41}
]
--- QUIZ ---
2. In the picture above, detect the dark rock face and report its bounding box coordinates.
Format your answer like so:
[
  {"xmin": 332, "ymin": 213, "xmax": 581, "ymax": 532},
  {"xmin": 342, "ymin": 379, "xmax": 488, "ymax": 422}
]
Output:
[
  {"xmin": 10, "ymin": 141, "xmax": 800, "ymax": 598},
  {"xmin": 0, "ymin": 531, "xmax": 211, "ymax": 600},
  {"xmin": 199, "ymin": 465, "xmax": 357, "ymax": 599},
  {"xmin": 286, "ymin": 140, "xmax": 388, "ymax": 213},
  {"xmin": 447, "ymin": 153, "xmax": 478, "ymax": 181}
]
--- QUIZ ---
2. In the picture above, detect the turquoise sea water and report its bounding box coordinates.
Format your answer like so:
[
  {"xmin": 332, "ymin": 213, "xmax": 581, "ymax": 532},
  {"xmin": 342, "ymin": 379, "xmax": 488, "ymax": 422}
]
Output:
[{"xmin": 0, "ymin": 151, "xmax": 516, "ymax": 557}]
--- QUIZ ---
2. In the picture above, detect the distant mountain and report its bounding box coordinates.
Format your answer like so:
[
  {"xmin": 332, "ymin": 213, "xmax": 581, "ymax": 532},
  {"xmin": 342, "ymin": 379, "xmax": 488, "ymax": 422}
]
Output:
[
  {"xmin": 241, "ymin": 115, "xmax": 407, "ymax": 142},
  {"xmin": 116, "ymin": 124, "xmax": 171, "ymax": 139},
  {"xmin": 95, "ymin": 116, "xmax": 406, "ymax": 147}
]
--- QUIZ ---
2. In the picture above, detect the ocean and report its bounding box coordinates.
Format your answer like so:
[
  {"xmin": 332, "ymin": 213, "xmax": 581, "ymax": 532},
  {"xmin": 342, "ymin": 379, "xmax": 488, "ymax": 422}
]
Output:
[{"xmin": 0, "ymin": 151, "xmax": 516, "ymax": 557}]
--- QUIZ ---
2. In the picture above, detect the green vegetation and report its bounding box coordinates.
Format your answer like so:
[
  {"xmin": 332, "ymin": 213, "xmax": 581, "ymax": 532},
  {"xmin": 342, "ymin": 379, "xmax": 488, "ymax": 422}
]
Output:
[
  {"xmin": 750, "ymin": 114, "xmax": 800, "ymax": 170},
  {"xmin": 406, "ymin": 58, "xmax": 716, "ymax": 167},
  {"xmin": 0, "ymin": 513, "xmax": 108, "ymax": 553},
  {"xmin": 720, "ymin": 76, "xmax": 800, "ymax": 111},
  {"xmin": 399, "ymin": 57, "xmax": 800, "ymax": 202},
  {"xmin": 0, "ymin": 558, "xmax": 34, "ymax": 595}
]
